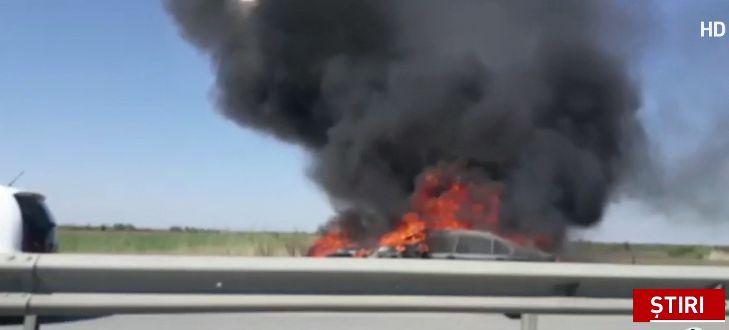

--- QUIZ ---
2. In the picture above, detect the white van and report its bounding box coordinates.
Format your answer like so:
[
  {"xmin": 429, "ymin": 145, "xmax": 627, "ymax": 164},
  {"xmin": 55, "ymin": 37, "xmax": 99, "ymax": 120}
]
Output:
[{"xmin": 0, "ymin": 185, "xmax": 58, "ymax": 254}]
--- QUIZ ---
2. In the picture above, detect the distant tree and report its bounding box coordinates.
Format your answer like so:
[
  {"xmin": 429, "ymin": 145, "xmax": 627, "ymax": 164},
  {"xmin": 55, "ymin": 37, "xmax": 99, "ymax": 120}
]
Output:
[
  {"xmin": 169, "ymin": 226, "xmax": 183, "ymax": 232},
  {"xmin": 184, "ymin": 226, "xmax": 202, "ymax": 233},
  {"xmin": 112, "ymin": 223, "xmax": 136, "ymax": 231}
]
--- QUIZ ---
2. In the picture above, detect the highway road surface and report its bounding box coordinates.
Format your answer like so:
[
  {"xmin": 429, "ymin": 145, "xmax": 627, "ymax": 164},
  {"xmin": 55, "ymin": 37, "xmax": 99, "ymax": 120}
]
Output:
[{"xmin": 2, "ymin": 313, "xmax": 726, "ymax": 330}]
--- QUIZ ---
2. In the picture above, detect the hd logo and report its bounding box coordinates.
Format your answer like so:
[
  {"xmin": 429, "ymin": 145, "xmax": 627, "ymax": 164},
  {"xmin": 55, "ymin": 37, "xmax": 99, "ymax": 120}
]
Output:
[{"xmin": 701, "ymin": 21, "xmax": 726, "ymax": 38}]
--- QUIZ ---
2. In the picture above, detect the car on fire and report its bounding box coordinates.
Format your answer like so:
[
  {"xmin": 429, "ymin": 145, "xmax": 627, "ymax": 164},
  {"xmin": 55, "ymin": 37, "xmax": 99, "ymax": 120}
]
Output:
[
  {"xmin": 331, "ymin": 229, "xmax": 555, "ymax": 261},
  {"xmin": 419, "ymin": 229, "xmax": 554, "ymax": 261}
]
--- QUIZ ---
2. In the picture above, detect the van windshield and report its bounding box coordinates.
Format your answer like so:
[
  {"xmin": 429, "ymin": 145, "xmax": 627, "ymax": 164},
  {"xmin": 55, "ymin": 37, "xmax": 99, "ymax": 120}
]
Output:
[{"xmin": 14, "ymin": 194, "xmax": 56, "ymax": 252}]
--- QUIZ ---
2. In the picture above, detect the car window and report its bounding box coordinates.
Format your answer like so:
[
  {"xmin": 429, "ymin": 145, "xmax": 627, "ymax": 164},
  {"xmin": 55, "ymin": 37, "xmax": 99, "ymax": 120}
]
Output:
[
  {"xmin": 493, "ymin": 240, "xmax": 512, "ymax": 255},
  {"xmin": 456, "ymin": 235, "xmax": 493, "ymax": 254},
  {"xmin": 428, "ymin": 234, "xmax": 458, "ymax": 253}
]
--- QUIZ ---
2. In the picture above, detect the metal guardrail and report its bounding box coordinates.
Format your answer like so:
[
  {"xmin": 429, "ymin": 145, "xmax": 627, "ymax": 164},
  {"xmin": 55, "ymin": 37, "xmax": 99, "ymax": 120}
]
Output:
[
  {"xmin": 1, "ymin": 293, "xmax": 633, "ymax": 315},
  {"xmin": 3, "ymin": 253, "xmax": 729, "ymax": 298},
  {"xmin": 1, "ymin": 253, "xmax": 728, "ymax": 328}
]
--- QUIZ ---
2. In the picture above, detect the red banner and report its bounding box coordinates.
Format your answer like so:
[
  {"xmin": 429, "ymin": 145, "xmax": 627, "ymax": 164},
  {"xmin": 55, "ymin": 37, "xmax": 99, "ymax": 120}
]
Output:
[{"xmin": 633, "ymin": 288, "xmax": 725, "ymax": 322}]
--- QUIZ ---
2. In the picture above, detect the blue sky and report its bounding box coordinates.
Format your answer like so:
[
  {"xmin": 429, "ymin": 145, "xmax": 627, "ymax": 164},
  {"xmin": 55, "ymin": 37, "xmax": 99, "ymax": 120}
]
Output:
[
  {"xmin": 0, "ymin": 1, "xmax": 333, "ymax": 231},
  {"xmin": 1, "ymin": 1, "xmax": 728, "ymax": 242}
]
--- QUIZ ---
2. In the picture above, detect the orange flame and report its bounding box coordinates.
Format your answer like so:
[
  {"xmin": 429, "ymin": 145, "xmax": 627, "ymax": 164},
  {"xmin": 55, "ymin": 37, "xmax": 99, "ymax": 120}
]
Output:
[
  {"xmin": 377, "ymin": 173, "xmax": 500, "ymax": 252},
  {"xmin": 309, "ymin": 166, "xmax": 551, "ymax": 257},
  {"xmin": 307, "ymin": 229, "xmax": 353, "ymax": 257}
]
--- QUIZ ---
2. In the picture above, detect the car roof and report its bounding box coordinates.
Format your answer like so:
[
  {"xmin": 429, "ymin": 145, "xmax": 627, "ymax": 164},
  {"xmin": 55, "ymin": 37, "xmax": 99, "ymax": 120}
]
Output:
[
  {"xmin": 0, "ymin": 185, "xmax": 21, "ymax": 196},
  {"xmin": 0, "ymin": 185, "xmax": 45, "ymax": 201},
  {"xmin": 430, "ymin": 229, "xmax": 503, "ymax": 240}
]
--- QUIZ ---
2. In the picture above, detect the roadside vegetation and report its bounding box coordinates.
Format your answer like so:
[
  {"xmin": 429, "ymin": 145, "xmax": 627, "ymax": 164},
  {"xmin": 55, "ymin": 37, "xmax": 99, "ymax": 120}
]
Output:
[
  {"xmin": 58, "ymin": 225, "xmax": 315, "ymax": 256},
  {"xmin": 57, "ymin": 225, "xmax": 729, "ymax": 265}
]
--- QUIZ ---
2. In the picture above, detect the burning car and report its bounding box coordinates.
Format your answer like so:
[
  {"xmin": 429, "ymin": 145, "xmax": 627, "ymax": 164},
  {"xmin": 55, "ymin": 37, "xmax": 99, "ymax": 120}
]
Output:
[
  {"xmin": 309, "ymin": 166, "xmax": 557, "ymax": 258},
  {"xmin": 332, "ymin": 229, "xmax": 554, "ymax": 261},
  {"xmin": 415, "ymin": 229, "xmax": 553, "ymax": 261}
]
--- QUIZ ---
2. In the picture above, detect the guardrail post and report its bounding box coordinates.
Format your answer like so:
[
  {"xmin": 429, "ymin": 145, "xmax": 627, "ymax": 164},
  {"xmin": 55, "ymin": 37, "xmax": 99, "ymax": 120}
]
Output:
[
  {"xmin": 0, "ymin": 254, "xmax": 38, "ymax": 293},
  {"xmin": 23, "ymin": 315, "xmax": 39, "ymax": 330},
  {"xmin": 520, "ymin": 313, "xmax": 537, "ymax": 330}
]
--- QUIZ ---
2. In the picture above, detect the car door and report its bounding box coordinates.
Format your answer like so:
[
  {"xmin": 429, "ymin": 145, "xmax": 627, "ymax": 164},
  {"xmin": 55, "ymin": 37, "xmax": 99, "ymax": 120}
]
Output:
[{"xmin": 426, "ymin": 231, "xmax": 459, "ymax": 259}]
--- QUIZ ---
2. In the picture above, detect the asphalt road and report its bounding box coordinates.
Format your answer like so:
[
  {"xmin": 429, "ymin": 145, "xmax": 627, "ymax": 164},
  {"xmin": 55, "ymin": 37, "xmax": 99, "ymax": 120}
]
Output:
[{"xmin": 2, "ymin": 313, "xmax": 725, "ymax": 330}]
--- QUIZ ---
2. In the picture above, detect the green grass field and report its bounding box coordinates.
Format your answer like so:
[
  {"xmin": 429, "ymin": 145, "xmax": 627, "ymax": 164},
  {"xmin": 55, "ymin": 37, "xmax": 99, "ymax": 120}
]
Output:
[
  {"xmin": 56, "ymin": 227, "xmax": 729, "ymax": 265},
  {"xmin": 559, "ymin": 241, "xmax": 726, "ymax": 265},
  {"xmin": 58, "ymin": 228, "xmax": 316, "ymax": 256}
]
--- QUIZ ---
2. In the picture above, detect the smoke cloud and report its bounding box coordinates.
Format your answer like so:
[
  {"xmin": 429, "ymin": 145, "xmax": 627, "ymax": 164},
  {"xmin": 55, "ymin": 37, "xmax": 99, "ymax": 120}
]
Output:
[{"xmin": 166, "ymin": 0, "xmax": 647, "ymax": 243}]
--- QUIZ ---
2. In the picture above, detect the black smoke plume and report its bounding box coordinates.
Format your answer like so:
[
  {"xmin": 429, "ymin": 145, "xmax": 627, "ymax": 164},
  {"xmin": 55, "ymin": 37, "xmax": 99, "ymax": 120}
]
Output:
[{"xmin": 166, "ymin": 0, "xmax": 646, "ymax": 244}]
